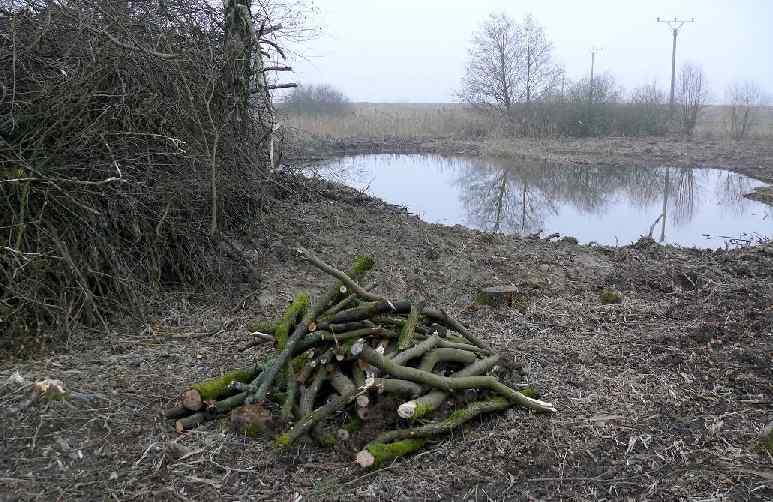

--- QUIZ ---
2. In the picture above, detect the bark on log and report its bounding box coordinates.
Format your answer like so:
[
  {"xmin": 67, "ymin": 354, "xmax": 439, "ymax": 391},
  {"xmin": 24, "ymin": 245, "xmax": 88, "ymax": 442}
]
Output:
[
  {"xmin": 418, "ymin": 348, "xmax": 479, "ymax": 373},
  {"xmin": 276, "ymin": 382, "xmax": 369, "ymax": 448},
  {"xmin": 372, "ymin": 378, "xmax": 423, "ymax": 397},
  {"xmin": 299, "ymin": 367, "xmax": 327, "ymax": 417},
  {"xmin": 164, "ymin": 406, "xmax": 193, "ymax": 420},
  {"xmin": 328, "ymin": 320, "xmax": 376, "ymax": 333},
  {"xmin": 398, "ymin": 355, "xmax": 499, "ymax": 419},
  {"xmin": 391, "ymin": 335, "xmax": 440, "ymax": 366},
  {"xmin": 359, "ymin": 346, "xmax": 555, "ymax": 414},
  {"xmin": 355, "ymin": 439, "xmax": 427, "ymax": 468},
  {"xmin": 281, "ymin": 367, "xmax": 298, "ymax": 420},
  {"xmin": 378, "ymin": 397, "xmax": 513, "ymax": 444},
  {"xmin": 329, "ymin": 369, "xmax": 356, "ymax": 396},
  {"xmin": 181, "ymin": 366, "xmax": 263, "ymax": 411},
  {"xmin": 293, "ymin": 327, "xmax": 397, "ymax": 355},
  {"xmin": 323, "ymin": 300, "xmax": 412, "ymax": 326},
  {"xmin": 373, "ymin": 315, "xmax": 431, "ymax": 335},
  {"xmin": 274, "ymin": 293, "xmax": 309, "ymax": 350}
]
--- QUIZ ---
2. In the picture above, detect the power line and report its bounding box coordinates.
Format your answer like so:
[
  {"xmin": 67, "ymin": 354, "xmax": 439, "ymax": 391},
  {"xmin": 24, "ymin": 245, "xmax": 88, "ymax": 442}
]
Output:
[{"xmin": 657, "ymin": 17, "xmax": 695, "ymax": 114}]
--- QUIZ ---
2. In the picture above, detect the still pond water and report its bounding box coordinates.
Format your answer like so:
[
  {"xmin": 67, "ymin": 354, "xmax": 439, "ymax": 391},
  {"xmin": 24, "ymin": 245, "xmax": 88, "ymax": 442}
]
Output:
[{"xmin": 312, "ymin": 154, "xmax": 773, "ymax": 248}]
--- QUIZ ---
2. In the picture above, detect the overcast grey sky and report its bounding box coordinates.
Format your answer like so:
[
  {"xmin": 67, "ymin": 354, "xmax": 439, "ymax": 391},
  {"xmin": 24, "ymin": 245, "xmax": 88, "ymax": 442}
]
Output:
[{"xmin": 286, "ymin": 0, "xmax": 773, "ymax": 103}]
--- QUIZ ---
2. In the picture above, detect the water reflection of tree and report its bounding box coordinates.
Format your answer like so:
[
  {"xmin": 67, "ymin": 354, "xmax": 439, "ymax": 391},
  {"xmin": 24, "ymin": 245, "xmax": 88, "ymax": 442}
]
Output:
[
  {"xmin": 446, "ymin": 156, "xmax": 761, "ymax": 241},
  {"xmin": 454, "ymin": 160, "xmax": 559, "ymax": 234}
]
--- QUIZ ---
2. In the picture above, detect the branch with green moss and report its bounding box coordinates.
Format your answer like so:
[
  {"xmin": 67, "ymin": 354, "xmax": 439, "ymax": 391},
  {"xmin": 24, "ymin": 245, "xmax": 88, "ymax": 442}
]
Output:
[
  {"xmin": 273, "ymin": 293, "xmax": 309, "ymax": 350},
  {"xmin": 397, "ymin": 302, "xmax": 420, "ymax": 350},
  {"xmin": 276, "ymin": 381, "xmax": 370, "ymax": 449},
  {"xmin": 359, "ymin": 346, "xmax": 555, "ymax": 414},
  {"xmin": 296, "ymin": 248, "xmax": 383, "ymax": 303},
  {"xmin": 391, "ymin": 335, "xmax": 440, "ymax": 366},
  {"xmin": 377, "ymin": 397, "xmax": 514, "ymax": 445},
  {"xmin": 398, "ymin": 355, "xmax": 500, "ymax": 419},
  {"xmin": 310, "ymin": 255, "xmax": 375, "ymax": 319},
  {"xmin": 355, "ymin": 438, "xmax": 427, "ymax": 468},
  {"xmin": 417, "ymin": 348, "xmax": 478, "ymax": 373},
  {"xmin": 181, "ymin": 365, "xmax": 263, "ymax": 411},
  {"xmin": 293, "ymin": 326, "xmax": 396, "ymax": 355}
]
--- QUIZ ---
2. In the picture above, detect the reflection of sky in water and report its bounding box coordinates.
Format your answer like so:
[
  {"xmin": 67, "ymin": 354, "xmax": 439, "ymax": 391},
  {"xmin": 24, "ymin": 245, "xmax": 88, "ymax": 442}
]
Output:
[{"xmin": 311, "ymin": 154, "xmax": 773, "ymax": 248}]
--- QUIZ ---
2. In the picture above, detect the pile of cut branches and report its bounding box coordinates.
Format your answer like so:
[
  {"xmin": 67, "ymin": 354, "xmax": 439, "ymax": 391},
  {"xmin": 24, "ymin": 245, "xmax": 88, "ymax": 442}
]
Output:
[{"xmin": 166, "ymin": 248, "xmax": 556, "ymax": 468}]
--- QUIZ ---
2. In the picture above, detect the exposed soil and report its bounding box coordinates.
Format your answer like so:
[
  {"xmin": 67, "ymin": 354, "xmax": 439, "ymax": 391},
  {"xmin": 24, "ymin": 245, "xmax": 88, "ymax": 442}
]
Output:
[{"xmin": 2, "ymin": 174, "xmax": 772, "ymax": 501}]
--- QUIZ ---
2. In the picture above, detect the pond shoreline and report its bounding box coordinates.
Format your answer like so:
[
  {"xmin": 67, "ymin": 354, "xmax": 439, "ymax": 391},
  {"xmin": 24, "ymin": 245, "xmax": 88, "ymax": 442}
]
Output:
[
  {"xmin": 288, "ymin": 134, "xmax": 773, "ymax": 204},
  {"xmin": 309, "ymin": 154, "xmax": 772, "ymax": 248}
]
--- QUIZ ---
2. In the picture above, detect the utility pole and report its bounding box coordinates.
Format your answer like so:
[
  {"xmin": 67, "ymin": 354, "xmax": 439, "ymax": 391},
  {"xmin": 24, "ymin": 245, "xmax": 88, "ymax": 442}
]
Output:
[
  {"xmin": 657, "ymin": 17, "xmax": 694, "ymax": 115},
  {"xmin": 587, "ymin": 46, "xmax": 602, "ymax": 134}
]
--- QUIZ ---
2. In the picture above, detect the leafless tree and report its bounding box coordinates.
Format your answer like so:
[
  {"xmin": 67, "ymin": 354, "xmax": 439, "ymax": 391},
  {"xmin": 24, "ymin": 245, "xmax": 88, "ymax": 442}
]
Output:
[
  {"xmin": 520, "ymin": 14, "xmax": 560, "ymax": 105},
  {"xmin": 725, "ymin": 80, "xmax": 765, "ymax": 140},
  {"xmin": 459, "ymin": 12, "xmax": 559, "ymax": 131},
  {"xmin": 460, "ymin": 12, "xmax": 520, "ymax": 122},
  {"xmin": 677, "ymin": 62, "xmax": 708, "ymax": 137}
]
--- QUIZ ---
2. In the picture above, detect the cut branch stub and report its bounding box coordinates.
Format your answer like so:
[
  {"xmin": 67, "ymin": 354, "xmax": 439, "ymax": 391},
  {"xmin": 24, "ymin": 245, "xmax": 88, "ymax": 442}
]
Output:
[
  {"xmin": 182, "ymin": 366, "xmax": 262, "ymax": 411},
  {"xmin": 355, "ymin": 439, "xmax": 427, "ymax": 469}
]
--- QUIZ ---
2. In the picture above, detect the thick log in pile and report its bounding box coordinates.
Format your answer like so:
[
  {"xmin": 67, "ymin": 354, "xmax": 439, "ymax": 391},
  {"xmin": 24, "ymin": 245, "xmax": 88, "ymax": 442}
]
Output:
[{"xmin": 165, "ymin": 248, "xmax": 556, "ymax": 468}]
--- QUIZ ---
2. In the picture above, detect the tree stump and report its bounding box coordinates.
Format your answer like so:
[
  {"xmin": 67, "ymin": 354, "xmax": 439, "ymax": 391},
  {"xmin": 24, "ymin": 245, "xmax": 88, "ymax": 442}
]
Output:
[{"xmin": 475, "ymin": 285, "xmax": 519, "ymax": 307}]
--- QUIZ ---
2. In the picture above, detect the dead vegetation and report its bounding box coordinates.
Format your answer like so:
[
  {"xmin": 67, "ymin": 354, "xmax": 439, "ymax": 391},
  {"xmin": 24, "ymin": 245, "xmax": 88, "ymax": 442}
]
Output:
[
  {"xmin": 0, "ymin": 1, "xmax": 284, "ymax": 352},
  {"xmin": 165, "ymin": 247, "xmax": 555, "ymax": 469}
]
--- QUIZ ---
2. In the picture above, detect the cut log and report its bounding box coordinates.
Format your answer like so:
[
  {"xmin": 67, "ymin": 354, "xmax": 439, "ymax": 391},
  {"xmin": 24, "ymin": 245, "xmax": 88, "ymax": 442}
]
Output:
[
  {"xmin": 391, "ymin": 335, "xmax": 440, "ymax": 366},
  {"xmin": 398, "ymin": 355, "xmax": 499, "ymax": 419},
  {"xmin": 181, "ymin": 366, "xmax": 262, "ymax": 411},
  {"xmin": 181, "ymin": 389, "xmax": 203, "ymax": 412},
  {"xmin": 274, "ymin": 292, "xmax": 309, "ymax": 350},
  {"xmin": 276, "ymin": 381, "xmax": 370, "ymax": 448},
  {"xmin": 379, "ymin": 397, "xmax": 514, "ymax": 444},
  {"xmin": 359, "ymin": 346, "xmax": 555, "ymax": 414},
  {"xmin": 355, "ymin": 439, "xmax": 427, "ymax": 468},
  {"xmin": 418, "ymin": 348, "xmax": 479, "ymax": 373},
  {"xmin": 293, "ymin": 326, "xmax": 396, "ymax": 355}
]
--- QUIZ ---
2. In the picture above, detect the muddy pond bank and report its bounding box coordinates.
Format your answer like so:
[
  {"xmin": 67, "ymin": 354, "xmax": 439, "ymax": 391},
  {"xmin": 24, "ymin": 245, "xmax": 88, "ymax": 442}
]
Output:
[
  {"xmin": 289, "ymin": 134, "xmax": 773, "ymax": 198},
  {"xmin": 2, "ymin": 173, "xmax": 771, "ymax": 501},
  {"xmin": 311, "ymin": 154, "xmax": 772, "ymax": 248}
]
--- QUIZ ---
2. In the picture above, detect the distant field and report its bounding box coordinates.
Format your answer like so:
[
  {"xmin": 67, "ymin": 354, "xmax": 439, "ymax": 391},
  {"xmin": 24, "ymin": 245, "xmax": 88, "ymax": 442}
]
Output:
[
  {"xmin": 279, "ymin": 103, "xmax": 496, "ymax": 139},
  {"xmin": 280, "ymin": 102, "xmax": 773, "ymax": 140}
]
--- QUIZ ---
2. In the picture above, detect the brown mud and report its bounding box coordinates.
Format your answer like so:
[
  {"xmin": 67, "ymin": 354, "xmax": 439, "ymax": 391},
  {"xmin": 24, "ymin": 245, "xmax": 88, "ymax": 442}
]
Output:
[{"xmin": 1, "ymin": 171, "xmax": 772, "ymax": 501}]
